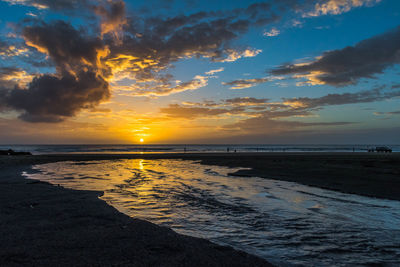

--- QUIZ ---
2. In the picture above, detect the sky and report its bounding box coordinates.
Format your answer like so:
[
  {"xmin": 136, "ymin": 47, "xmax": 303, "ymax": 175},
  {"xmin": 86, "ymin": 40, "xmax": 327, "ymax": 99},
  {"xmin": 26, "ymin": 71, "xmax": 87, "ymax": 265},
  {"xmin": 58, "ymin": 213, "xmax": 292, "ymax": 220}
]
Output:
[{"xmin": 0, "ymin": 0, "xmax": 399, "ymax": 144}]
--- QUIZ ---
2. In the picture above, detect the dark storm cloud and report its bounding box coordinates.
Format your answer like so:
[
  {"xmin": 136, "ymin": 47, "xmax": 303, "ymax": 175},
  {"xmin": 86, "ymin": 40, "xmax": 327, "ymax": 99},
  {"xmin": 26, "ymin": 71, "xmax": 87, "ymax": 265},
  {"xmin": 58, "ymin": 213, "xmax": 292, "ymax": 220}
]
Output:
[
  {"xmin": 103, "ymin": 0, "xmax": 301, "ymax": 94},
  {"xmin": 271, "ymin": 26, "xmax": 400, "ymax": 86},
  {"xmin": 0, "ymin": 0, "xmax": 381, "ymax": 122},
  {"xmin": 95, "ymin": 0, "xmax": 125, "ymax": 21},
  {"xmin": 107, "ymin": 7, "xmax": 274, "ymax": 83},
  {"xmin": 6, "ymin": 71, "xmax": 109, "ymax": 122},
  {"xmin": 94, "ymin": 0, "xmax": 126, "ymax": 39},
  {"xmin": 0, "ymin": 20, "xmax": 111, "ymax": 122},
  {"xmin": 22, "ymin": 21, "xmax": 104, "ymax": 69},
  {"xmin": 102, "ymin": 1, "xmax": 346, "ymax": 95}
]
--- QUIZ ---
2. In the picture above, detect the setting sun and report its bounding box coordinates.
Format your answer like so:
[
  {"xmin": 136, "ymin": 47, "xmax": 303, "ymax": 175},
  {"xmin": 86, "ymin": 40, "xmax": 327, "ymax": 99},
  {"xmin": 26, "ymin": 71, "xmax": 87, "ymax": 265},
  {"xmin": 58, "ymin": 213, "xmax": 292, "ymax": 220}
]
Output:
[{"xmin": 0, "ymin": 1, "xmax": 399, "ymax": 266}]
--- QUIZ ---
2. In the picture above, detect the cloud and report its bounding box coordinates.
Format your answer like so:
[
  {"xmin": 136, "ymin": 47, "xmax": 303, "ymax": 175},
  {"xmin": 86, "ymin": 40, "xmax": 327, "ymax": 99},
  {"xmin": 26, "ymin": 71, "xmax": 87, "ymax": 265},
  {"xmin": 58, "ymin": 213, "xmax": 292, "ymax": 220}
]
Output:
[
  {"xmin": 159, "ymin": 97, "xmax": 306, "ymax": 120},
  {"xmin": 213, "ymin": 48, "xmax": 262, "ymax": 62},
  {"xmin": 156, "ymin": 85, "xmax": 400, "ymax": 134},
  {"xmin": 0, "ymin": 20, "xmax": 111, "ymax": 122},
  {"xmin": 222, "ymin": 115, "xmax": 353, "ymax": 134},
  {"xmin": 100, "ymin": 4, "xmax": 273, "ymax": 95},
  {"xmin": 159, "ymin": 97, "xmax": 272, "ymax": 119},
  {"xmin": 118, "ymin": 75, "xmax": 210, "ymax": 97},
  {"xmin": 94, "ymin": 0, "xmax": 127, "ymax": 42},
  {"xmin": 225, "ymin": 97, "xmax": 269, "ymax": 105},
  {"xmin": 374, "ymin": 110, "xmax": 400, "ymax": 116},
  {"xmin": 0, "ymin": 42, "xmax": 28, "ymax": 58},
  {"xmin": 0, "ymin": 0, "xmax": 388, "ymax": 123},
  {"xmin": 0, "ymin": 67, "xmax": 34, "ymax": 88},
  {"xmin": 5, "ymin": 71, "xmax": 109, "ymax": 122},
  {"xmin": 160, "ymin": 104, "xmax": 230, "ymax": 119},
  {"xmin": 283, "ymin": 86, "xmax": 400, "ymax": 109},
  {"xmin": 205, "ymin": 67, "xmax": 224, "ymax": 75},
  {"xmin": 99, "ymin": 2, "xmax": 277, "ymax": 95},
  {"xmin": 271, "ymin": 26, "xmax": 400, "ymax": 86},
  {"xmin": 222, "ymin": 77, "xmax": 268, "ymax": 89},
  {"xmin": 1, "ymin": 0, "xmax": 90, "ymax": 10},
  {"xmin": 306, "ymin": 0, "xmax": 381, "ymax": 17},
  {"xmin": 263, "ymin": 27, "xmax": 280, "ymax": 37},
  {"xmin": 291, "ymin": 19, "xmax": 303, "ymax": 27},
  {"xmin": 26, "ymin": 11, "xmax": 37, "ymax": 16}
]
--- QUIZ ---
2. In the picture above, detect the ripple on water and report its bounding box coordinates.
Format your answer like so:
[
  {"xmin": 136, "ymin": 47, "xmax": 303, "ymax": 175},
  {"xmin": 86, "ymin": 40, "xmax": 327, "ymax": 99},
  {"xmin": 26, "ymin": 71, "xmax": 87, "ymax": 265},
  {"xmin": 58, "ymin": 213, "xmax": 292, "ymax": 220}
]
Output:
[{"xmin": 24, "ymin": 159, "xmax": 400, "ymax": 266}]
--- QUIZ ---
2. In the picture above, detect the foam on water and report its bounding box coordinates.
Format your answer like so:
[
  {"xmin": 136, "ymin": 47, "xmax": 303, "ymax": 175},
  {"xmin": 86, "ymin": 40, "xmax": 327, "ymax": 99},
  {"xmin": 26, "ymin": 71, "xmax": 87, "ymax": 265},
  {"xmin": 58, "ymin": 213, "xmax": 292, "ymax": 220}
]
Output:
[{"xmin": 24, "ymin": 159, "xmax": 400, "ymax": 266}]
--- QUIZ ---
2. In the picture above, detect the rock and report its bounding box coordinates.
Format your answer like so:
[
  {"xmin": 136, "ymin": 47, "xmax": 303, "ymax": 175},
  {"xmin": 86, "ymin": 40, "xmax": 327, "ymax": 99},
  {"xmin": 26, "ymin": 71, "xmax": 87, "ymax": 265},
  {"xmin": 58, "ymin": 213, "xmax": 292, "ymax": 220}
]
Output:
[{"xmin": 0, "ymin": 149, "xmax": 32, "ymax": 156}]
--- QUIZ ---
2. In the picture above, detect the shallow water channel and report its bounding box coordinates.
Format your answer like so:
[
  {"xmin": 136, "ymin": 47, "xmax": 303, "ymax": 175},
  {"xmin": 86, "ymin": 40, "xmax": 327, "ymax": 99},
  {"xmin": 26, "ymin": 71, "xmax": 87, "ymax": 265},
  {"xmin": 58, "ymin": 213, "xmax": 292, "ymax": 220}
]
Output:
[{"xmin": 24, "ymin": 159, "xmax": 400, "ymax": 266}]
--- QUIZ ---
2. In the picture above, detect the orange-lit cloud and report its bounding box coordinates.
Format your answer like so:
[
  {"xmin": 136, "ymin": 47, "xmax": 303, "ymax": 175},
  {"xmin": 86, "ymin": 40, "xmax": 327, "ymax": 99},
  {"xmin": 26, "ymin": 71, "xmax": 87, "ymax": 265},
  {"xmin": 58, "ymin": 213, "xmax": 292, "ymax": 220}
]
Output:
[
  {"xmin": 222, "ymin": 77, "xmax": 269, "ymax": 89},
  {"xmin": 271, "ymin": 26, "xmax": 400, "ymax": 86},
  {"xmin": 263, "ymin": 28, "xmax": 280, "ymax": 37},
  {"xmin": 214, "ymin": 48, "xmax": 262, "ymax": 62},
  {"xmin": 94, "ymin": 0, "xmax": 127, "ymax": 43},
  {"xmin": 306, "ymin": 0, "xmax": 381, "ymax": 17}
]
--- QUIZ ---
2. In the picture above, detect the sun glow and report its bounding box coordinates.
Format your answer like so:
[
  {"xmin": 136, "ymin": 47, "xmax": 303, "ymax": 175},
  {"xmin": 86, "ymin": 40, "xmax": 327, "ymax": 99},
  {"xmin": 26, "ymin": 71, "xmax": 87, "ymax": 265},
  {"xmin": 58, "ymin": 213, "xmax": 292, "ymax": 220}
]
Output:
[{"xmin": 140, "ymin": 138, "xmax": 144, "ymax": 143}]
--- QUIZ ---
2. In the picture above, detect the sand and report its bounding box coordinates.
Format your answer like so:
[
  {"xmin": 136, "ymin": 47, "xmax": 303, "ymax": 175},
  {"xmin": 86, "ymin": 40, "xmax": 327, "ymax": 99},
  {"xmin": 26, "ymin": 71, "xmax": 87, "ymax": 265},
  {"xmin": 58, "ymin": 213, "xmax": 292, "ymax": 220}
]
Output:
[
  {"xmin": 2, "ymin": 152, "xmax": 399, "ymax": 200},
  {"xmin": 0, "ymin": 155, "xmax": 271, "ymax": 266},
  {"xmin": 1, "ymin": 152, "xmax": 399, "ymax": 266}
]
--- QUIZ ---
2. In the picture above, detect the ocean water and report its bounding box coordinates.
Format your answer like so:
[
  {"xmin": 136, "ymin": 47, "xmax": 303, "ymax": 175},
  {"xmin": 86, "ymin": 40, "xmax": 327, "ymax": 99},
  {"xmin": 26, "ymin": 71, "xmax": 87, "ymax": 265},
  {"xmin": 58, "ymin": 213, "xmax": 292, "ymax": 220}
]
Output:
[
  {"xmin": 24, "ymin": 159, "xmax": 400, "ymax": 266},
  {"xmin": 2, "ymin": 144, "xmax": 400, "ymax": 154}
]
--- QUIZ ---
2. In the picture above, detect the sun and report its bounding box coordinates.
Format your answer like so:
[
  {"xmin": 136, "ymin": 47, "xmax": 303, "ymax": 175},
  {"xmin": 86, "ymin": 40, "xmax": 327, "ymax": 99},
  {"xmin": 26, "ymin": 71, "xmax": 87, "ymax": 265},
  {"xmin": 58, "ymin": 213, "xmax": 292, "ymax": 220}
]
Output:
[{"xmin": 139, "ymin": 138, "xmax": 144, "ymax": 143}]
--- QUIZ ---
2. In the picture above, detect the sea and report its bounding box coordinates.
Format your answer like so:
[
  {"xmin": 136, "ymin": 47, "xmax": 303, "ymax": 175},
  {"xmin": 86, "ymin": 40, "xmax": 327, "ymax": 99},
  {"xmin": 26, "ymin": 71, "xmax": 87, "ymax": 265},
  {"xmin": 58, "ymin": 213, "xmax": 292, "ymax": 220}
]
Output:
[
  {"xmin": 2, "ymin": 143, "xmax": 400, "ymax": 154},
  {"xmin": 19, "ymin": 150, "xmax": 400, "ymax": 266}
]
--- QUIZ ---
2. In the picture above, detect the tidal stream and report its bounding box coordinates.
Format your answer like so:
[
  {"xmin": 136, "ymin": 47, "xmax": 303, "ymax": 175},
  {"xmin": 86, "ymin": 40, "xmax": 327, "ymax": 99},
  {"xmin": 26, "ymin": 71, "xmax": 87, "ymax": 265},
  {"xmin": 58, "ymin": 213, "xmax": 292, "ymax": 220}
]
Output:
[{"xmin": 24, "ymin": 159, "xmax": 400, "ymax": 266}]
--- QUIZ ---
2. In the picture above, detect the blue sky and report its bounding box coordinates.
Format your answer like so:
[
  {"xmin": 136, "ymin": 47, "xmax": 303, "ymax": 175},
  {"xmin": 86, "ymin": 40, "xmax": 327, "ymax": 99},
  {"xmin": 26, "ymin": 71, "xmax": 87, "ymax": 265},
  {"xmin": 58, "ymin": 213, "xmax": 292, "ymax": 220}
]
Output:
[{"xmin": 0, "ymin": 0, "xmax": 399, "ymax": 144}]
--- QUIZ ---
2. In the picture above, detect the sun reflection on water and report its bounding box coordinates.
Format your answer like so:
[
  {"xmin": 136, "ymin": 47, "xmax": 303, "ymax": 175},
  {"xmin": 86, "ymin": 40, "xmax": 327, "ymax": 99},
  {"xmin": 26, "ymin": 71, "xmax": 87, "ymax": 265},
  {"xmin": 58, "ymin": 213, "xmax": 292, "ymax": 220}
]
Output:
[{"xmin": 139, "ymin": 159, "xmax": 144, "ymax": 170}]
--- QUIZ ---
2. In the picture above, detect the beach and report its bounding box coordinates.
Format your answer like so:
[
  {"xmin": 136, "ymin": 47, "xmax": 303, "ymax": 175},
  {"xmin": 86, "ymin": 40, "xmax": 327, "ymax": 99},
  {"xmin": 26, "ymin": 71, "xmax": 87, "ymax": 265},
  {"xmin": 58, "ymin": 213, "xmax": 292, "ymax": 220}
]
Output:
[
  {"xmin": 0, "ymin": 155, "xmax": 271, "ymax": 266},
  {"xmin": 1, "ymin": 152, "xmax": 400, "ymax": 266},
  {"xmin": 3, "ymin": 152, "xmax": 400, "ymax": 199}
]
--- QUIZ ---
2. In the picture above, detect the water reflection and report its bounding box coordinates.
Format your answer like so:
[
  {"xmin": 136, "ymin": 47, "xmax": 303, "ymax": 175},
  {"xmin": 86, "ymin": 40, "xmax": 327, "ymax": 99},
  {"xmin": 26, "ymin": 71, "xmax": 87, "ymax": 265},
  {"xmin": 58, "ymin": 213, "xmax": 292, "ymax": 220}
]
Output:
[{"xmin": 25, "ymin": 159, "xmax": 400, "ymax": 266}]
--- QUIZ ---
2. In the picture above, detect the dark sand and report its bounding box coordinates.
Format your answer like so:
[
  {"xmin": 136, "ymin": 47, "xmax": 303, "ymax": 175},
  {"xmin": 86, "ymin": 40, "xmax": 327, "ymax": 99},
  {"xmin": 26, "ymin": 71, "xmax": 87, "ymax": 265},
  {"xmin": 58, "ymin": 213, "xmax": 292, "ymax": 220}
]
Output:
[
  {"xmin": 1, "ymin": 152, "xmax": 400, "ymax": 266},
  {"xmin": 3, "ymin": 152, "xmax": 399, "ymax": 200},
  {"xmin": 0, "ymin": 156, "xmax": 271, "ymax": 266}
]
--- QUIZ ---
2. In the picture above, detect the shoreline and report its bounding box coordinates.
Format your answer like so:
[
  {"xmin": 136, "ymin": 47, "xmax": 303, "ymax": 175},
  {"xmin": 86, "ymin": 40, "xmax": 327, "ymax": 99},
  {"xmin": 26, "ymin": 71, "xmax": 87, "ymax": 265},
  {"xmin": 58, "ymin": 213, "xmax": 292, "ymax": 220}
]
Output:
[
  {"xmin": 1, "ymin": 152, "xmax": 399, "ymax": 265},
  {"xmin": 0, "ymin": 158, "xmax": 271, "ymax": 266},
  {"xmin": 2, "ymin": 152, "xmax": 400, "ymax": 200}
]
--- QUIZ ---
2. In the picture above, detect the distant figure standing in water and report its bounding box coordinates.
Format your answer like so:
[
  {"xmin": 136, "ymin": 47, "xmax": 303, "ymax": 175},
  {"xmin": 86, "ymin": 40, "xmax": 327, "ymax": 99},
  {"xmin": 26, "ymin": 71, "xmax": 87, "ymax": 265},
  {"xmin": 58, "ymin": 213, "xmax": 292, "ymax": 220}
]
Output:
[{"xmin": 227, "ymin": 147, "xmax": 230, "ymax": 153}]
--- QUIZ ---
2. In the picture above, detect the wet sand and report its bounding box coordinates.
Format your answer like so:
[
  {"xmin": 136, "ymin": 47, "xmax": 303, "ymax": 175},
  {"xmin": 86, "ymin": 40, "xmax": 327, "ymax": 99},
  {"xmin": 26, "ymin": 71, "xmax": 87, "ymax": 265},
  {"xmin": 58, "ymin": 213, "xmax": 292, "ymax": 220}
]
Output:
[
  {"xmin": 1, "ymin": 152, "xmax": 399, "ymax": 266},
  {"xmin": 199, "ymin": 152, "xmax": 400, "ymax": 201},
  {"xmin": 0, "ymin": 156, "xmax": 271, "ymax": 266},
  {"xmin": 3, "ymin": 152, "xmax": 399, "ymax": 200}
]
